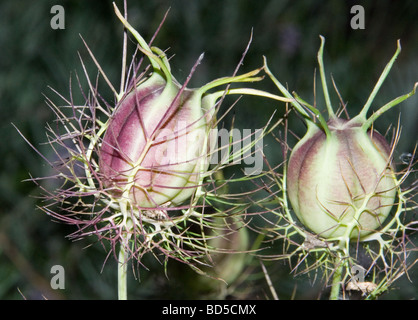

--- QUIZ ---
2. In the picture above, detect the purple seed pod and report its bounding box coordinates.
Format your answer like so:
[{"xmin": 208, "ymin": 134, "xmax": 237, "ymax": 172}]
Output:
[
  {"xmin": 18, "ymin": 2, "xmax": 271, "ymax": 275},
  {"xmin": 97, "ymin": 5, "xmax": 268, "ymax": 212},
  {"xmin": 99, "ymin": 69, "xmax": 217, "ymax": 209}
]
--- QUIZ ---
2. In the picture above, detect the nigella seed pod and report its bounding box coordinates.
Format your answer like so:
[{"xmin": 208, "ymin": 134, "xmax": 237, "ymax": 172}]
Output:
[
  {"xmin": 99, "ymin": 4, "xmax": 265, "ymax": 211},
  {"xmin": 286, "ymin": 118, "xmax": 396, "ymax": 239},
  {"xmin": 99, "ymin": 70, "xmax": 216, "ymax": 208},
  {"xmin": 265, "ymin": 36, "xmax": 417, "ymax": 241},
  {"xmin": 19, "ymin": 2, "xmax": 274, "ymax": 284},
  {"xmin": 262, "ymin": 36, "xmax": 418, "ymax": 299}
]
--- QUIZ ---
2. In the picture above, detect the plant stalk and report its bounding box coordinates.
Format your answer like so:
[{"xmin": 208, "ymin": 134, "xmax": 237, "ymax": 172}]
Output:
[
  {"xmin": 329, "ymin": 253, "xmax": 343, "ymax": 300},
  {"xmin": 118, "ymin": 243, "xmax": 128, "ymax": 300}
]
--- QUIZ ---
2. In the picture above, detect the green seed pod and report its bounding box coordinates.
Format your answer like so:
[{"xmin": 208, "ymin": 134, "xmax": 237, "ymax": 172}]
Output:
[
  {"xmin": 286, "ymin": 118, "xmax": 396, "ymax": 239},
  {"xmin": 265, "ymin": 36, "xmax": 417, "ymax": 241}
]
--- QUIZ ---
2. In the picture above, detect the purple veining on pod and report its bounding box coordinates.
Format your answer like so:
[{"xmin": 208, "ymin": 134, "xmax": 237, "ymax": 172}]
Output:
[{"xmin": 99, "ymin": 72, "xmax": 216, "ymax": 208}]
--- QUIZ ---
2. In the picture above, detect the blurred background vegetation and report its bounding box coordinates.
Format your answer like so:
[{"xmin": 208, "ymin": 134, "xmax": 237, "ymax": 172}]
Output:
[{"xmin": 0, "ymin": 0, "xmax": 417, "ymax": 299}]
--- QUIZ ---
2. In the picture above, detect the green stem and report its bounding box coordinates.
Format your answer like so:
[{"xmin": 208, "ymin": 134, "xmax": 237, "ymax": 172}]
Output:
[
  {"xmin": 329, "ymin": 253, "xmax": 343, "ymax": 300},
  {"xmin": 113, "ymin": 3, "xmax": 156, "ymax": 67},
  {"xmin": 113, "ymin": 2, "xmax": 172, "ymax": 84},
  {"xmin": 362, "ymin": 82, "xmax": 418, "ymax": 130},
  {"xmin": 198, "ymin": 67, "xmax": 264, "ymax": 94},
  {"xmin": 118, "ymin": 243, "xmax": 128, "ymax": 300},
  {"xmin": 215, "ymin": 87, "xmax": 294, "ymax": 103},
  {"xmin": 318, "ymin": 35, "xmax": 335, "ymax": 119},
  {"xmin": 263, "ymin": 57, "xmax": 311, "ymax": 120},
  {"xmin": 358, "ymin": 40, "xmax": 401, "ymax": 122},
  {"xmin": 293, "ymin": 92, "xmax": 332, "ymax": 138}
]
